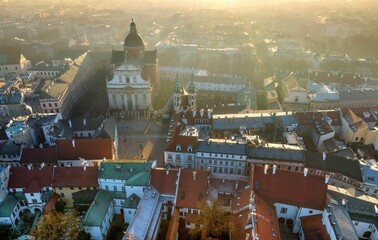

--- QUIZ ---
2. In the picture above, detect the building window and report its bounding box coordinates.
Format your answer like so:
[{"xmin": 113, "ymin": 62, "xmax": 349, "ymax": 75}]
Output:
[
  {"xmin": 32, "ymin": 199, "xmax": 37, "ymax": 203},
  {"xmin": 309, "ymin": 210, "xmax": 313, "ymax": 214},
  {"xmin": 280, "ymin": 208, "xmax": 288, "ymax": 214}
]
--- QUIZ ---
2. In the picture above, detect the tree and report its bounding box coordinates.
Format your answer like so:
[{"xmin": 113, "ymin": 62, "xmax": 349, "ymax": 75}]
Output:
[
  {"xmin": 190, "ymin": 200, "xmax": 233, "ymax": 240},
  {"xmin": 31, "ymin": 210, "xmax": 84, "ymax": 240},
  {"xmin": 204, "ymin": 200, "xmax": 232, "ymax": 239}
]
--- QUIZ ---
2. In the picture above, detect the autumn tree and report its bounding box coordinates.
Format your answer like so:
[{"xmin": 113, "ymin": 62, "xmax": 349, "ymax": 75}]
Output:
[
  {"xmin": 31, "ymin": 210, "xmax": 87, "ymax": 240},
  {"xmin": 189, "ymin": 200, "xmax": 233, "ymax": 240}
]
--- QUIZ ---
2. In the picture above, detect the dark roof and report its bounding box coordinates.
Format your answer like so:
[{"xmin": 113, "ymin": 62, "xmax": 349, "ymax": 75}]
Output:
[
  {"xmin": 305, "ymin": 151, "xmax": 363, "ymax": 182},
  {"xmin": 296, "ymin": 110, "xmax": 341, "ymax": 127},
  {"xmin": 20, "ymin": 147, "xmax": 57, "ymax": 164},
  {"xmin": 111, "ymin": 50, "xmax": 124, "ymax": 65},
  {"xmin": 308, "ymin": 70, "xmax": 363, "ymax": 85},
  {"xmin": 300, "ymin": 214, "xmax": 330, "ymax": 240},
  {"xmin": 0, "ymin": 52, "xmax": 22, "ymax": 65},
  {"xmin": 143, "ymin": 50, "xmax": 157, "ymax": 65},
  {"xmin": 56, "ymin": 138, "xmax": 113, "ymax": 160},
  {"xmin": 52, "ymin": 167, "xmax": 99, "ymax": 187},
  {"xmin": 124, "ymin": 21, "xmax": 144, "ymax": 48},
  {"xmin": 8, "ymin": 166, "xmax": 54, "ymax": 193},
  {"xmin": 252, "ymin": 165, "xmax": 327, "ymax": 210}
]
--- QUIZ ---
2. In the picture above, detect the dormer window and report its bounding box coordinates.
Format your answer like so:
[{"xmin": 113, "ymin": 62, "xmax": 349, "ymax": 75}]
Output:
[
  {"xmin": 187, "ymin": 145, "xmax": 193, "ymax": 152},
  {"xmin": 176, "ymin": 144, "xmax": 181, "ymax": 151}
]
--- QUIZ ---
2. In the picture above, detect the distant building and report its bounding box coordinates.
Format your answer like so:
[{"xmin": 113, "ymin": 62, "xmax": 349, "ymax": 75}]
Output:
[
  {"xmin": 108, "ymin": 20, "xmax": 158, "ymax": 114},
  {"xmin": 0, "ymin": 52, "xmax": 30, "ymax": 78}
]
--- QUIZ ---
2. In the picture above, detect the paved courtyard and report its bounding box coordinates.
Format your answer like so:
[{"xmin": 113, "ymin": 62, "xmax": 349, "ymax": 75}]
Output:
[{"xmin": 117, "ymin": 118, "xmax": 168, "ymax": 166}]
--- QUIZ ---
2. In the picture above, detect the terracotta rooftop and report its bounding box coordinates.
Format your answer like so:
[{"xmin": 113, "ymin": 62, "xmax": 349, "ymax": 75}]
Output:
[
  {"xmin": 20, "ymin": 147, "xmax": 57, "ymax": 164},
  {"xmin": 251, "ymin": 165, "xmax": 327, "ymax": 210},
  {"xmin": 56, "ymin": 138, "xmax": 113, "ymax": 160},
  {"xmin": 8, "ymin": 166, "xmax": 54, "ymax": 193},
  {"xmin": 300, "ymin": 214, "xmax": 330, "ymax": 240},
  {"xmin": 231, "ymin": 189, "xmax": 280, "ymax": 240},
  {"xmin": 52, "ymin": 167, "xmax": 99, "ymax": 188},
  {"xmin": 150, "ymin": 168, "xmax": 179, "ymax": 196},
  {"xmin": 176, "ymin": 169, "xmax": 209, "ymax": 209},
  {"xmin": 341, "ymin": 108, "xmax": 368, "ymax": 132}
]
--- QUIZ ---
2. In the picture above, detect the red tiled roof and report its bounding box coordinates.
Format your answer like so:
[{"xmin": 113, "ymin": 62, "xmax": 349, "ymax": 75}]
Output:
[
  {"xmin": 231, "ymin": 186, "xmax": 250, "ymax": 211},
  {"xmin": 341, "ymin": 108, "xmax": 368, "ymax": 132},
  {"xmin": 251, "ymin": 166, "xmax": 327, "ymax": 210},
  {"xmin": 252, "ymin": 194, "xmax": 280, "ymax": 240},
  {"xmin": 176, "ymin": 169, "xmax": 209, "ymax": 209},
  {"xmin": 56, "ymin": 138, "xmax": 113, "ymax": 160},
  {"xmin": 165, "ymin": 110, "xmax": 212, "ymax": 153},
  {"xmin": 232, "ymin": 208, "xmax": 251, "ymax": 240},
  {"xmin": 150, "ymin": 168, "xmax": 179, "ymax": 195},
  {"xmin": 231, "ymin": 188, "xmax": 281, "ymax": 240},
  {"xmin": 52, "ymin": 167, "xmax": 99, "ymax": 188},
  {"xmin": 43, "ymin": 193, "xmax": 60, "ymax": 215},
  {"xmin": 349, "ymin": 107, "xmax": 376, "ymax": 123},
  {"xmin": 20, "ymin": 147, "xmax": 57, "ymax": 164},
  {"xmin": 165, "ymin": 135, "xmax": 197, "ymax": 153},
  {"xmin": 8, "ymin": 166, "xmax": 54, "ymax": 193},
  {"xmin": 300, "ymin": 214, "xmax": 330, "ymax": 240}
]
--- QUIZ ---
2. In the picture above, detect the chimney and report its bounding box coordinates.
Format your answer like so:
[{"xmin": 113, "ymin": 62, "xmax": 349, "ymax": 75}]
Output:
[
  {"xmin": 192, "ymin": 171, "xmax": 197, "ymax": 181},
  {"xmin": 304, "ymin": 168, "xmax": 308, "ymax": 177},
  {"xmin": 72, "ymin": 139, "xmax": 75, "ymax": 148},
  {"xmin": 69, "ymin": 119, "xmax": 72, "ymax": 128},
  {"xmin": 264, "ymin": 164, "xmax": 269, "ymax": 175},
  {"xmin": 272, "ymin": 165, "xmax": 277, "ymax": 174},
  {"xmin": 325, "ymin": 174, "xmax": 331, "ymax": 184},
  {"xmin": 83, "ymin": 118, "xmax": 86, "ymax": 126},
  {"xmin": 323, "ymin": 151, "xmax": 326, "ymax": 160}
]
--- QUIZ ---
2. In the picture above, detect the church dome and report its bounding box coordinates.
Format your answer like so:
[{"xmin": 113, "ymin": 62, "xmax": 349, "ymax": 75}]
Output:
[{"xmin": 124, "ymin": 20, "xmax": 144, "ymax": 48}]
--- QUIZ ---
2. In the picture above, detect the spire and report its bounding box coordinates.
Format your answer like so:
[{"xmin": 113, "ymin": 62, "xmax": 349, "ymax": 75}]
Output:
[
  {"xmin": 130, "ymin": 19, "xmax": 137, "ymax": 34},
  {"xmin": 188, "ymin": 74, "xmax": 196, "ymax": 94},
  {"xmin": 174, "ymin": 75, "xmax": 183, "ymax": 94}
]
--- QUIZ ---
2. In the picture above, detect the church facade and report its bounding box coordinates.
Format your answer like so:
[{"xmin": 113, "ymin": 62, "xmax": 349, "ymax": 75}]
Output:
[{"xmin": 107, "ymin": 20, "xmax": 158, "ymax": 113}]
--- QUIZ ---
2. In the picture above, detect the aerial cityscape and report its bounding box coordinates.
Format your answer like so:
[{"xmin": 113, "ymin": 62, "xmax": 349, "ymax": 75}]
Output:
[{"xmin": 0, "ymin": 0, "xmax": 378, "ymax": 239}]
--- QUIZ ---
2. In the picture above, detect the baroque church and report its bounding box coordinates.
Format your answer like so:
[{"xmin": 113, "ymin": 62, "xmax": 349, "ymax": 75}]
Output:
[{"xmin": 107, "ymin": 20, "xmax": 158, "ymax": 113}]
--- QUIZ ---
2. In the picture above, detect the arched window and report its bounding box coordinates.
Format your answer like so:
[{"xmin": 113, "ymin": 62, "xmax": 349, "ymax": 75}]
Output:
[
  {"xmin": 187, "ymin": 145, "xmax": 193, "ymax": 152},
  {"xmin": 126, "ymin": 77, "xmax": 130, "ymax": 83},
  {"xmin": 176, "ymin": 144, "xmax": 181, "ymax": 151}
]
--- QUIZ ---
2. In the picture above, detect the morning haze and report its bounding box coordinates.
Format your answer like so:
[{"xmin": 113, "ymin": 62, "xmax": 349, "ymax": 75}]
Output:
[{"xmin": 0, "ymin": 0, "xmax": 377, "ymax": 240}]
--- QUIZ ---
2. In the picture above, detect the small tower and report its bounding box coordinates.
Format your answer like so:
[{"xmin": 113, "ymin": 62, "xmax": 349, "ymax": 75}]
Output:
[
  {"xmin": 188, "ymin": 74, "xmax": 197, "ymax": 110},
  {"xmin": 173, "ymin": 75, "xmax": 183, "ymax": 113}
]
